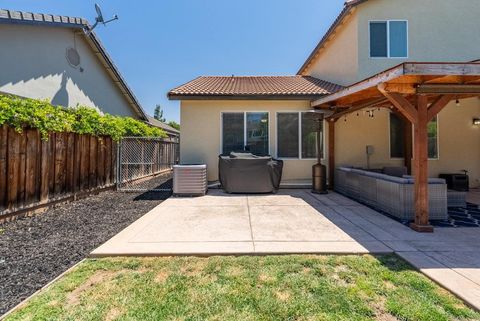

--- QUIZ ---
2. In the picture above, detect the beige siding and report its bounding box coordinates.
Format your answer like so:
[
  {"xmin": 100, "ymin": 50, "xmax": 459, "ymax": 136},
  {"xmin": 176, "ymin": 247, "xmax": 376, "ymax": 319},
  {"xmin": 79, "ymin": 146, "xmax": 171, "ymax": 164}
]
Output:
[
  {"xmin": 0, "ymin": 24, "xmax": 137, "ymax": 118},
  {"xmin": 182, "ymin": 98, "xmax": 480, "ymax": 187},
  {"xmin": 180, "ymin": 100, "xmax": 319, "ymax": 182},
  {"xmin": 334, "ymin": 98, "xmax": 480, "ymax": 188},
  {"xmin": 304, "ymin": 12, "xmax": 359, "ymax": 86},
  {"xmin": 304, "ymin": 0, "xmax": 480, "ymax": 84},
  {"xmin": 357, "ymin": 0, "xmax": 480, "ymax": 80}
]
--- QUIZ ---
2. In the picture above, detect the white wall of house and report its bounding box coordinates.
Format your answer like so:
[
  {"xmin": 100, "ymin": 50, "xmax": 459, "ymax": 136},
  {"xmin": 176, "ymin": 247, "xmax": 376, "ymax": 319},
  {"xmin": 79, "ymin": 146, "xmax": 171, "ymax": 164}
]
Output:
[{"xmin": 0, "ymin": 24, "xmax": 137, "ymax": 118}]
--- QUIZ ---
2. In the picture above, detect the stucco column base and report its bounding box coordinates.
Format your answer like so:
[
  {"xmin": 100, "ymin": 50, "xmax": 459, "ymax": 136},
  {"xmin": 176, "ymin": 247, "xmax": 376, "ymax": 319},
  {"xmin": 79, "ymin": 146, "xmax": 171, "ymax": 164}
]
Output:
[{"xmin": 409, "ymin": 223, "xmax": 434, "ymax": 233}]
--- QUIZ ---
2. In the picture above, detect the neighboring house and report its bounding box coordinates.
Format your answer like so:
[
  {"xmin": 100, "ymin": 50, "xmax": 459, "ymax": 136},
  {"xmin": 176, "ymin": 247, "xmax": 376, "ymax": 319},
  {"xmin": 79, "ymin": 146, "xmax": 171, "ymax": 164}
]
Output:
[
  {"xmin": 0, "ymin": 9, "xmax": 177, "ymax": 136},
  {"xmin": 147, "ymin": 116, "xmax": 180, "ymax": 140},
  {"xmin": 169, "ymin": 0, "xmax": 480, "ymax": 187}
]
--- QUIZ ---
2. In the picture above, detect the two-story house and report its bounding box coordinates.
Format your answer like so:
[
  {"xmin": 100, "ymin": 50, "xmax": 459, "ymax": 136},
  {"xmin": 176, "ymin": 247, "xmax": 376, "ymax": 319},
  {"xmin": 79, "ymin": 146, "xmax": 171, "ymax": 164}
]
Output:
[{"xmin": 169, "ymin": 0, "xmax": 480, "ymax": 230}]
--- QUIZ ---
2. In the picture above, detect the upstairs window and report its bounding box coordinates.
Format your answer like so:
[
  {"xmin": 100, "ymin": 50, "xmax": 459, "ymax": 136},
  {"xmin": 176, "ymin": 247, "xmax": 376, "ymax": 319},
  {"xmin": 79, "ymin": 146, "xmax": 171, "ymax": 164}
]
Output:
[{"xmin": 370, "ymin": 21, "xmax": 408, "ymax": 58}]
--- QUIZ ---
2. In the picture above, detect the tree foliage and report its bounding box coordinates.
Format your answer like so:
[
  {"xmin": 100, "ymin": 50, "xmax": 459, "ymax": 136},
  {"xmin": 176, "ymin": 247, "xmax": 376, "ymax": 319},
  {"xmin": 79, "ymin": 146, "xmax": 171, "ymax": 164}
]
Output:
[
  {"xmin": 167, "ymin": 121, "xmax": 180, "ymax": 130},
  {"xmin": 154, "ymin": 104, "xmax": 166, "ymax": 122},
  {"xmin": 0, "ymin": 95, "xmax": 166, "ymax": 140}
]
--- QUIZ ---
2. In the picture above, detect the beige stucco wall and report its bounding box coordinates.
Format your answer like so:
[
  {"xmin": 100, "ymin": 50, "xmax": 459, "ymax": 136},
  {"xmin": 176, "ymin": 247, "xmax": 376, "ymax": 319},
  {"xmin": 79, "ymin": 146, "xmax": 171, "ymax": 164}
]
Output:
[
  {"xmin": 356, "ymin": 0, "xmax": 480, "ymax": 80},
  {"xmin": 180, "ymin": 100, "xmax": 320, "ymax": 182},
  {"xmin": 0, "ymin": 24, "xmax": 137, "ymax": 118},
  {"xmin": 334, "ymin": 97, "xmax": 480, "ymax": 187},
  {"xmin": 304, "ymin": 0, "xmax": 480, "ymax": 84},
  {"xmin": 304, "ymin": 12, "xmax": 359, "ymax": 86},
  {"xmin": 182, "ymin": 98, "xmax": 480, "ymax": 186}
]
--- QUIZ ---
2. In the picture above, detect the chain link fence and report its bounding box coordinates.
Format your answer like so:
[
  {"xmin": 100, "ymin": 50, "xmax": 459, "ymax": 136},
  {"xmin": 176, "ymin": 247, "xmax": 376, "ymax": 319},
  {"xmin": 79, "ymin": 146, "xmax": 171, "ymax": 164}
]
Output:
[{"xmin": 117, "ymin": 137, "xmax": 179, "ymax": 192}]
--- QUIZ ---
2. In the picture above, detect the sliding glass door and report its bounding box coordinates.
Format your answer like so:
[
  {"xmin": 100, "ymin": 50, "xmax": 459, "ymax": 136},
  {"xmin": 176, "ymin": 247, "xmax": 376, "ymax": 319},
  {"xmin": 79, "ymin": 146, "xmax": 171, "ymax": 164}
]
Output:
[{"xmin": 222, "ymin": 112, "xmax": 269, "ymax": 155}]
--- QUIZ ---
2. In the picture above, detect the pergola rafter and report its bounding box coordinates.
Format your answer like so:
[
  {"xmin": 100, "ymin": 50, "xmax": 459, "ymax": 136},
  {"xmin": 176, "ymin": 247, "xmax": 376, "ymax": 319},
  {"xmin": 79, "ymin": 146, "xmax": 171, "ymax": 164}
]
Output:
[{"xmin": 315, "ymin": 62, "xmax": 480, "ymax": 232}]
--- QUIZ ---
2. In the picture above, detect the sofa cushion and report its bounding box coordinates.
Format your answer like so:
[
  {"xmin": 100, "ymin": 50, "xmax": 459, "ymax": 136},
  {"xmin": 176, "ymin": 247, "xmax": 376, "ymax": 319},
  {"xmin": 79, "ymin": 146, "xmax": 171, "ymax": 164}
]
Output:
[{"xmin": 383, "ymin": 166, "xmax": 407, "ymax": 177}]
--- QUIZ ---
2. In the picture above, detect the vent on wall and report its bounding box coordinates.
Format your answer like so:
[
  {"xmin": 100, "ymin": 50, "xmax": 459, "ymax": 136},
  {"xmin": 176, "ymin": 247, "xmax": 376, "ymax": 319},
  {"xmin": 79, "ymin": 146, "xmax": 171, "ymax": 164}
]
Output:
[{"xmin": 66, "ymin": 47, "xmax": 81, "ymax": 68}]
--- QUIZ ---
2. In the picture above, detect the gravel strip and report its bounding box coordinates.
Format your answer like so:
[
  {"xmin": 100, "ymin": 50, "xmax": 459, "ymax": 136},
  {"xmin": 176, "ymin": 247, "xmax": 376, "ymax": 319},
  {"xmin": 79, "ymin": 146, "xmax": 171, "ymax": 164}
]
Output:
[{"xmin": 0, "ymin": 173, "xmax": 172, "ymax": 315}]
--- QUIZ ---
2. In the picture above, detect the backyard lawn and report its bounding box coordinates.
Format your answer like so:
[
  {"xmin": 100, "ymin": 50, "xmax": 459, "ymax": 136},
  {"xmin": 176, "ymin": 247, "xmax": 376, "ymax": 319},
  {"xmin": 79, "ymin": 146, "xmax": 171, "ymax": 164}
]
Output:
[{"xmin": 5, "ymin": 255, "xmax": 480, "ymax": 321}]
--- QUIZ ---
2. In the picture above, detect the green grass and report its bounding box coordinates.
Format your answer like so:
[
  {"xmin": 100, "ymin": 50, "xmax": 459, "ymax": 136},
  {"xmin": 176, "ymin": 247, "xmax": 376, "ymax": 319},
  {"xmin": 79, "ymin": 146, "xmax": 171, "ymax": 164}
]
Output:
[{"xmin": 6, "ymin": 255, "xmax": 479, "ymax": 321}]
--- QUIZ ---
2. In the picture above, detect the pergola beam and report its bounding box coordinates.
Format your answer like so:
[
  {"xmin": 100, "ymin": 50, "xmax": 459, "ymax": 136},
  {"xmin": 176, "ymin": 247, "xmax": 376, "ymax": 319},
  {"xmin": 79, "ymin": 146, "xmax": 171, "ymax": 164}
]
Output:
[
  {"xmin": 378, "ymin": 84, "xmax": 418, "ymax": 124},
  {"xmin": 417, "ymin": 84, "xmax": 480, "ymax": 94},
  {"xmin": 326, "ymin": 97, "xmax": 388, "ymax": 120}
]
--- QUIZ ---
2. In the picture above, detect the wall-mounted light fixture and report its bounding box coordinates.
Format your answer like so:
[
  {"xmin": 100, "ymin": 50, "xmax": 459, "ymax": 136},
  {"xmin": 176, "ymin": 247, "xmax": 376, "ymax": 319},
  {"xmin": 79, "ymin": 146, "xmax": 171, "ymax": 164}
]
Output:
[{"xmin": 473, "ymin": 118, "xmax": 480, "ymax": 126}]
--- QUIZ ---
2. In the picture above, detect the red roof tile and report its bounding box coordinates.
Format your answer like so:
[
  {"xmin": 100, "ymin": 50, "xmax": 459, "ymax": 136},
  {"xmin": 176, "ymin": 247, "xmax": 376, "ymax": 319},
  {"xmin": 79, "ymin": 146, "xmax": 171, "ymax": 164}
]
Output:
[{"xmin": 168, "ymin": 76, "xmax": 343, "ymax": 100}]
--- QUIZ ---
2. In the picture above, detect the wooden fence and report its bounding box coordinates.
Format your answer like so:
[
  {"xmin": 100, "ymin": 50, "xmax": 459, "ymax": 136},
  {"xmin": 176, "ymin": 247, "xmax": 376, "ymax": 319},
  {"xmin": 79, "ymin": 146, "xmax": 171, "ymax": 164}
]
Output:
[{"xmin": 0, "ymin": 125, "xmax": 116, "ymax": 220}]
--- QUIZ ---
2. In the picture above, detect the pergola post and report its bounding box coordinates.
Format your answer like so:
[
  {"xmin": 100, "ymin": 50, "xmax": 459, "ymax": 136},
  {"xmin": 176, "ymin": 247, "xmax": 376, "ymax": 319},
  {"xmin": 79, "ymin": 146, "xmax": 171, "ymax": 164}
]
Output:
[
  {"xmin": 328, "ymin": 119, "xmax": 336, "ymax": 190},
  {"xmin": 410, "ymin": 95, "xmax": 433, "ymax": 232},
  {"xmin": 403, "ymin": 120, "xmax": 413, "ymax": 174}
]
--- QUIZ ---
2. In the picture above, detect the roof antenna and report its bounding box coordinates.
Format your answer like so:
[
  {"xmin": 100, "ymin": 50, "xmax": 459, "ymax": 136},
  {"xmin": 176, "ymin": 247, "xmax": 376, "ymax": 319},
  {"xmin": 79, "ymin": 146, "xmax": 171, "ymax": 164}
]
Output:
[{"xmin": 86, "ymin": 4, "xmax": 118, "ymax": 34}]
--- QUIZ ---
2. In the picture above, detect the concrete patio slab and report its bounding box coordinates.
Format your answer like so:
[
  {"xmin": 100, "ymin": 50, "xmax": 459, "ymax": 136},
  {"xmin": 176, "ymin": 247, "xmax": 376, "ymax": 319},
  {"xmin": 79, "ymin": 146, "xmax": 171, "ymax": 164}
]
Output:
[
  {"xmin": 249, "ymin": 205, "xmax": 353, "ymax": 242},
  {"xmin": 91, "ymin": 188, "xmax": 480, "ymax": 310},
  {"xmin": 133, "ymin": 206, "xmax": 252, "ymax": 242}
]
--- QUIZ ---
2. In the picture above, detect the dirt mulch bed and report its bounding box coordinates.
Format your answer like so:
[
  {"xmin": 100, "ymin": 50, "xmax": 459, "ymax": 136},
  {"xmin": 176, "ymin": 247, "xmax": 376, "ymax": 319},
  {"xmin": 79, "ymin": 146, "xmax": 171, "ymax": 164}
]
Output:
[{"xmin": 0, "ymin": 173, "xmax": 172, "ymax": 315}]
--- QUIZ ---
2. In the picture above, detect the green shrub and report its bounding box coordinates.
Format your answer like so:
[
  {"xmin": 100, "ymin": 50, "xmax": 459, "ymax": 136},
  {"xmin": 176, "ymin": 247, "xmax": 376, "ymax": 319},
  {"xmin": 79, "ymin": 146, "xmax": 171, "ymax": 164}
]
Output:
[{"xmin": 0, "ymin": 95, "xmax": 166, "ymax": 140}]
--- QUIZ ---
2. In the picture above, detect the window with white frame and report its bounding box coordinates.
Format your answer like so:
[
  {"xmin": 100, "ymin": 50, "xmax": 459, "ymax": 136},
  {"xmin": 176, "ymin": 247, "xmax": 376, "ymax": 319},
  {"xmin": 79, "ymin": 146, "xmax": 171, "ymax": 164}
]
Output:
[
  {"xmin": 276, "ymin": 112, "xmax": 323, "ymax": 159},
  {"xmin": 370, "ymin": 20, "xmax": 408, "ymax": 58},
  {"xmin": 389, "ymin": 113, "xmax": 438, "ymax": 159},
  {"xmin": 221, "ymin": 112, "xmax": 269, "ymax": 155}
]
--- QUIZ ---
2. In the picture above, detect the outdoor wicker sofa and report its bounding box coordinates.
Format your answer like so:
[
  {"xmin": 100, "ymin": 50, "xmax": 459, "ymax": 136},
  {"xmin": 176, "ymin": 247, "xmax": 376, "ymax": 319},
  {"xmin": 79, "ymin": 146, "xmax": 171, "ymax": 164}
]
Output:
[{"xmin": 335, "ymin": 167, "xmax": 448, "ymax": 221}]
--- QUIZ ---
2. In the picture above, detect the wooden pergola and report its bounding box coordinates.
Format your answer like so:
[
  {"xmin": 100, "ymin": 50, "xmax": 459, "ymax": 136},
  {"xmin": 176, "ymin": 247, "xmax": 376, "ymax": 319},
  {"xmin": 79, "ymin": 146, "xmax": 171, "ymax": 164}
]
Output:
[{"xmin": 313, "ymin": 62, "xmax": 480, "ymax": 232}]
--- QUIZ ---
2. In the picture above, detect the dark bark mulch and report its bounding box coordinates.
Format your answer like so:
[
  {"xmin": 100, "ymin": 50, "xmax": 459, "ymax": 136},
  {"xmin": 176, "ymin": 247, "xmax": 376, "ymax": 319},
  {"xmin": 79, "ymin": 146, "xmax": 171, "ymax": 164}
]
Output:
[{"xmin": 0, "ymin": 173, "xmax": 172, "ymax": 315}]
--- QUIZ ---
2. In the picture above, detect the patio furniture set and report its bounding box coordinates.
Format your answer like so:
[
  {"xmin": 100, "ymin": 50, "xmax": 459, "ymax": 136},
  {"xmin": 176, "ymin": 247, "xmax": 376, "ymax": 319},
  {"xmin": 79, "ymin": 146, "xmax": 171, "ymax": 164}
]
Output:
[
  {"xmin": 174, "ymin": 152, "xmax": 467, "ymax": 223},
  {"xmin": 334, "ymin": 166, "xmax": 470, "ymax": 223}
]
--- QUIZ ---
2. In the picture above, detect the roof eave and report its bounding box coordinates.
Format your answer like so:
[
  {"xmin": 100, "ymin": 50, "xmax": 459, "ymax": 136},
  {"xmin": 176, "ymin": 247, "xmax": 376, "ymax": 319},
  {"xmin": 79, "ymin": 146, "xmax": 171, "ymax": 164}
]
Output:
[
  {"xmin": 168, "ymin": 93, "xmax": 329, "ymax": 101},
  {"xmin": 83, "ymin": 29, "xmax": 149, "ymax": 120}
]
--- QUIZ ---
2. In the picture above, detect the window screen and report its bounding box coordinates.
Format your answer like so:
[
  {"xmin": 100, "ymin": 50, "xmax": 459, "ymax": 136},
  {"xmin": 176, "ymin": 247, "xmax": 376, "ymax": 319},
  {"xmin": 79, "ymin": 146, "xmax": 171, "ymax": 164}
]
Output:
[
  {"xmin": 370, "ymin": 22, "xmax": 388, "ymax": 57},
  {"xmin": 277, "ymin": 113, "xmax": 299, "ymax": 158},
  {"xmin": 389, "ymin": 21, "xmax": 408, "ymax": 57},
  {"xmin": 222, "ymin": 113, "xmax": 244, "ymax": 154},
  {"xmin": 246, "ymin": 112, "xmax": 269, "ymax": 155},
  {"xmin": 301, "ymin": 113, "xmax": 320, "ymax": 159}
]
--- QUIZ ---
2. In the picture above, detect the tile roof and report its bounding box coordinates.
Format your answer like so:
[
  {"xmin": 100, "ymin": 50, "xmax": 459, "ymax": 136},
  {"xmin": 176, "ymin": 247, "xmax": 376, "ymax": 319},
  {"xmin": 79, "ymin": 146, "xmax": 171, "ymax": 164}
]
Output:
[
  {"xmin": 0, "ymin": 8, "xmax": 148, "ymax": 121},
  {"xmin": 168, "ymin": 76, "xmax": 343, "ymax": 100},
  {"xmin": 0, "ymin": 8, "xmax": 88, "ymax": 27}
]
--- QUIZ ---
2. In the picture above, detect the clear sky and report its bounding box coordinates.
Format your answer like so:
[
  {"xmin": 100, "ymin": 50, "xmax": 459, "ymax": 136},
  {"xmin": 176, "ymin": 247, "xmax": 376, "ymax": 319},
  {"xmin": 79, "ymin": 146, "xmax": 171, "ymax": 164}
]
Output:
[{"xmin": 0, "ymin": 0, "xmax": 345, "ymax": 123}]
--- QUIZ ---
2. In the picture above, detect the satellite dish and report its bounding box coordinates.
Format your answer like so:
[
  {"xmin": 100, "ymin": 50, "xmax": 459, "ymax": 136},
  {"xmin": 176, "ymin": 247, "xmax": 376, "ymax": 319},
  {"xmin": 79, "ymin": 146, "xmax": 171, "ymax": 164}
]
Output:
[
  {"xmin": 87, "ymin": 3, "xmax": 118, "ymax": 33},
  {"xmin": 95, "ymin": 3, "xmax": 103, "ymax": 22}
]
